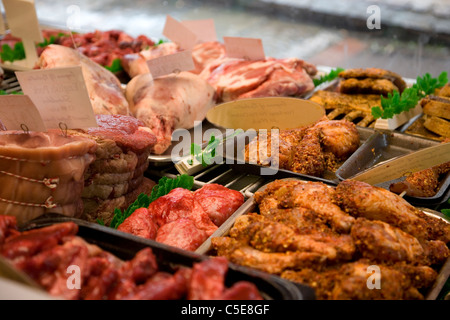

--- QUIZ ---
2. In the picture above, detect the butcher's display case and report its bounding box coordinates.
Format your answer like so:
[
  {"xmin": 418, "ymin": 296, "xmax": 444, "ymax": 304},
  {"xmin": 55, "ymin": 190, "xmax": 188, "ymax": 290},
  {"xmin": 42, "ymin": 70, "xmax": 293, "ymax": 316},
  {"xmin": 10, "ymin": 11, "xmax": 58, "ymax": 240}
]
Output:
[{"xmin": 0, "ymin": 0, "xmax": 449, "ymax": 307}]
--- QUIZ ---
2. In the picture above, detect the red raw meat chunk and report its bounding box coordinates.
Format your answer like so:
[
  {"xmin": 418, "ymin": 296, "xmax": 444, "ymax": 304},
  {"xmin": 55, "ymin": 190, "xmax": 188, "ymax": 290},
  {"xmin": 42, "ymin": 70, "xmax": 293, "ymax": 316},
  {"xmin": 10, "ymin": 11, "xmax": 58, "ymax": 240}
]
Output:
[
  {"xmin": 194, "ymin": 184, "xmax": 244, "ymax": 226},
  {"xmin": 187, "ymin": 256, "xmax": 228, "ymax": 300},
  {"xmin": 149, "ymin": 188, "xmax": 218, "ymax": 235},
  {"xmin": 1, "ymin": 222, "xmax": 78, "ymax": 260},
  {"xmin": 0, "ymin": 215, "xmax": 18, "ymax": 244},
  {"xmin": 155, "ymin": 218, "xmax": 209, "ymax": 251},
  {"xmin": 220, "ymin": 282, "xmax": 263, "ymax": 300},
  {"xmin": 117, "ymin": 208, "xmax": 158, "ymax": 240}
]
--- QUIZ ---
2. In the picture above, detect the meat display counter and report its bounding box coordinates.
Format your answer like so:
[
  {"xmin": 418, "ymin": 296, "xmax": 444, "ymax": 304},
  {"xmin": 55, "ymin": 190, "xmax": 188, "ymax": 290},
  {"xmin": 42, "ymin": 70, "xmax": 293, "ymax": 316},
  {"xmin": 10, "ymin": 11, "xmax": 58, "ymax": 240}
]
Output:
[{"xmin": 0, "ymin": 0, "xmax": 449, "ymax": 304}]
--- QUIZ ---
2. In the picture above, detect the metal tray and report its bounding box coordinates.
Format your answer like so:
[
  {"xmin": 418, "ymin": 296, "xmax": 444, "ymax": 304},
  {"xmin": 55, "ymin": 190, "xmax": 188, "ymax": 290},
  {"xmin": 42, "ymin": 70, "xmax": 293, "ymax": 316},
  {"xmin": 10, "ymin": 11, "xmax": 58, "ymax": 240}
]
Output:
[
  {"xmin": 335, "ymin": 129, "xmax": 449, "ymax": 205},
  {"xmin": 16, "ymin": 214, "xmax": 314, "ymax": 300},
  {"xmin": 196, "ymin": 178, "xmax": 450, "ymax": 300},
  {"xmin": 218, "ymin": 126, "xmax": 375, "ymax": 185}
]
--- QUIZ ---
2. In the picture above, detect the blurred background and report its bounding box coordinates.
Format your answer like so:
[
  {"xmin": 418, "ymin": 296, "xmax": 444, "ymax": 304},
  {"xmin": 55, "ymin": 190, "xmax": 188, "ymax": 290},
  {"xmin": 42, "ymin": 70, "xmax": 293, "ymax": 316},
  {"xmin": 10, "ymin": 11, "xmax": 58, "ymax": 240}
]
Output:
[{"xmin": 29, "ymin": 0, "xmax": 450, "ymax": 78}]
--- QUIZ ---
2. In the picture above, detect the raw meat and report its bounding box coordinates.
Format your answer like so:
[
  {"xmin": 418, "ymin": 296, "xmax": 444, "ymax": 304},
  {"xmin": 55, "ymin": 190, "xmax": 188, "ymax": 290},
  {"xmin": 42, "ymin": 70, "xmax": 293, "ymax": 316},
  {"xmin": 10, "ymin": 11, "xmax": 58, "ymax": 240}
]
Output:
[
  {"xmin": 155, "ymin": 218, "xmax": 209, "ymax": 252},
  {"xmin": 0, "ymin": 130, "xmax": 97, "ymax": 225},
  {"xmin": 37, "ymin": 44, "xmax": 130, "ymax": 116},
  {"xmin": 125, "ymin": 72, "xmax": 216, "ymax": 154},
  {"xmin": 204, "ymin": 57, "xmax": 317, "ymax": 102},
  {"xmin": 117, "ymin": 208, "xmax": 158, "ymax": 240},
  {"xmin": 194, "ymin": 184, "xmax": 245, "ymax": 226}
]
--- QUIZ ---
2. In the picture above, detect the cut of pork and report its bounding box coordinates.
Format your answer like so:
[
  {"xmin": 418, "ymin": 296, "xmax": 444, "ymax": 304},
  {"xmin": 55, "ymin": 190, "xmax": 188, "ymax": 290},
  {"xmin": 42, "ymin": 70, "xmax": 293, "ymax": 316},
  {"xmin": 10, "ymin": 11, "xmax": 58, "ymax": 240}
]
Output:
[
  {"xmin": 37, "ymin": 44, "xmax": 130, "ymax": 116},
  {"xmin": 204, "ymin": 57, "xmax": 317, "ymax": 102},
  {"xmin": 125, "ymin": 72, "xmax": 216, "ymax": 154},
  {"xmin": 0, "ymin": 130, "xmax": 97, "ymax": 225}
]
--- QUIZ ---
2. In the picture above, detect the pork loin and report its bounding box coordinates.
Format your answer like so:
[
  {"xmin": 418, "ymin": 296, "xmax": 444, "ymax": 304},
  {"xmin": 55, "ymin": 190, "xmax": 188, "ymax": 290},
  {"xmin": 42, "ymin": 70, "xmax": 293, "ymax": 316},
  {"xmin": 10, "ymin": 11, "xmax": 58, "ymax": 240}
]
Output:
[
  {"xmin": 125, "ymin": 72, "xmax": 216, "ymax": 154},
  {"xmin": 37, "ymin": 44, "xmax": 130, "ymax": 116},
  {"xmin": 0, "ymin": 130, "xmax": 97, "ymax": 225}
]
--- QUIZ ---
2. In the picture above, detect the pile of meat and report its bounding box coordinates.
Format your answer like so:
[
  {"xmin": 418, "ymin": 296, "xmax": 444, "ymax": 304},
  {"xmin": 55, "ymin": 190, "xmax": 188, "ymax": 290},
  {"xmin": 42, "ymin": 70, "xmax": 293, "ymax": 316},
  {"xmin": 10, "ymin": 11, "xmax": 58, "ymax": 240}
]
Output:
[
  {"xmin": 310, "ymin": 68, "xmax": 407, "ymax": 128},
  {"xmin": 118, "ymin": 184, "xmax": 244, "ymax": 251},
  {"xmin": 67, "ymin": 114, "xmax": 157, "ymax": 225},
  {"xmin": 0, "ymin": 29, "xmax": 155, "ymax": 71},
  {"xmin": 0, "ymin": 216, "xmax": 262, "ymax": 300},
  {"xmin": 0, "ymin": 130, "xmax": 97, "ymax": 225},
  {"xmin": 211, "ymin": 179, "xmax": 450, "ymax": 300},
  {"xmin": 37, "ymin": 44, "xmax": 130, "ymax": 116},
  {"xmin": 244, "ymin": 117, "xmax": 360, "ymax": 177}
]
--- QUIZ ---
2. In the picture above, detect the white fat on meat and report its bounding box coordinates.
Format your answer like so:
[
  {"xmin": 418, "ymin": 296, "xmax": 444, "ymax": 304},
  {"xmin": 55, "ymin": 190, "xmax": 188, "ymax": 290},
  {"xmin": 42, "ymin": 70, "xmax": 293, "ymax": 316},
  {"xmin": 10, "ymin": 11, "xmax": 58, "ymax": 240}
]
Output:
[
  {"xmin": 37, "ymin": 44, "xmax": 130, "ymax": 116},
  {"xmin": 125, "ymin": 72, "xmax": 216, "ymax": 155},
  {"xmin": 205, "ymin": 57, "xmax": 317, "ymax": 102}
]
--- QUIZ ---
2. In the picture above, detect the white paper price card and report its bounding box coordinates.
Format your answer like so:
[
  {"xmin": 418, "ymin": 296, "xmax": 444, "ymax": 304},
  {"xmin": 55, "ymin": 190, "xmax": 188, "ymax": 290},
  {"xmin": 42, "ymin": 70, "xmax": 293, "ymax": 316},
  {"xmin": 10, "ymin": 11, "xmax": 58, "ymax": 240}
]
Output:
[
  {"xmin": 163, "ymin": 15, "xmax": 198, "ymax": 50},
  {"xmin": 0, "ymin": 7, "xmax": 6, "ymax": 35},
  {"xmin": 15, "ymin": 66, "xmax": 98, "ymax": 130},
  {"xmin": 223, "ymin": 36, "xmax": 265, "ymax": 61},
  {"xmin": 182, "ymin": 19, "xmax": 217, "ymax": 43},
  {"xmin": 2, "ymin": 0, "xmax": 43, "ymax": 68},
  {"xmin": 0, "ymin": 95, "xmax": 46, "ymax": 132},
  {"xmin": 147, "ymin": 50, "xmax": 195, "ymax": 79}
]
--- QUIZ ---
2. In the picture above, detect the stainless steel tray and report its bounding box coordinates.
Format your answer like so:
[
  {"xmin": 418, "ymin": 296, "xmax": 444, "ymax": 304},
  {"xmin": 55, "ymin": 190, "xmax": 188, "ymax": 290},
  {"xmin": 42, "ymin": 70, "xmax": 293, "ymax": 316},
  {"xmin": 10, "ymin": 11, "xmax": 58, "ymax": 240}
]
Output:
[
  {"xmin": 196, "ymin": 178, "xmax": 450, "ymax": 300},
  {"xmin": 219, "ymin": 126, "xmax": 375, "ymax": 185},
  {"xmin": 335, "ymin": 129, "xmax": 449, "ymax": 205}
]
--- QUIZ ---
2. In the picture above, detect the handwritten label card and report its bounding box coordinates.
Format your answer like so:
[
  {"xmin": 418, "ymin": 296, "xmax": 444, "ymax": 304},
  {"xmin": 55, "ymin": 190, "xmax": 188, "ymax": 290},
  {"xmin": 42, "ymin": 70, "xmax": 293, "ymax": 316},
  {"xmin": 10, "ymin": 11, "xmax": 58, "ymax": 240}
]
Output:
[
  {"xmin": 3, "ymin": 0, "xmax": 43, "ymax": 68},
  {"xmin": 0, "ymin": 8, "xmax": 6, "ymax": 34},
  {"xmin": 147, "ymin": 50, "xmax": 195, "ymax": 79},
  {"xmin": 182, "ymin": 19, "xmax": 217, "ymax": 43},
  {"xmin": 0, "ymin": 95, "xmax": 46, "ymax": 132},
  {"xmin": 15, "ymin": 66, "xmax": 98, "ymax": 130},
  {"xmin": 162, "ymin": 15, "xmax": 198, "ymax": 50},
  {"xmin": 223, "ymin": 36, "xmax": 265, "ymax": 61}
]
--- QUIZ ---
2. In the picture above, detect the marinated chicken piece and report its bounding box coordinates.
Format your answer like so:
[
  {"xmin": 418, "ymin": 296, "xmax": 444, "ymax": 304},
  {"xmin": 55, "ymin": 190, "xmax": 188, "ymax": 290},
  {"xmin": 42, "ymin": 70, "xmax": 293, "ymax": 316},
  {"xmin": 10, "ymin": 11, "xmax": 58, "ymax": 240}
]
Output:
[
  {"xmin": 148, "ymin": 188, "xmax": 218, "ymax": 236},
  {"xmin": 335, "ymin": 180, "xmax": 450, "ymax": 243},
  {"xmin": 125, "ymin": 72, "xmax": 216, "ymax": 154},
  {"xmin": 187, "ymin": 256, "xmax": 228, "ymax": 300},
  {"xmin": 155, "ymin": 218, "xmax": 209, "ymax": 252},
  {"xmin": 244, "ymin": 118, "xmax": 360, "ymax": 177},
  {"xmin": 339, "ymin": 78, "xmax": 399, "ymax": 96},
  {"xmin": 350, "ymin": 218, "xmax": 425, "ymax": 264},
  {"xmin": 338, "ymin": 67, "xmax": 407, "ymax": 93},
  {"xmin": 390, "ymin": 262, "xmax": 438, "ymax": 289},
  {"xmin": 194, "ymin": 184, "xmax": 244, "ymax": 226},
  {"xmin": 255, "ymin": 180, "xmax": 355, "ymax": 233},
  {"xmin": 260, "ymin": 207, "xmax": 331, "ymax": 235},
  {"xmin": 244, "ymin": 128, "xmax": 307, "ymax": 169},
  {"xmin": 229, "ymin": 214, "xmax": 345, "ymax": 260},
  {"xmin": 289, "ymin": 126, "xmax": 325, "ymax": 176},
  {"xmin": 37, "ymin": 44, "xmax": 129, "ymax": 115},
  {"xmin": 389, "ymin": 161, "xmax": 450, "ymax": 197},
  {"xmin": 421, "ymin": 95, "xmax": 450, "ymax": 120},
  {"xmin": 281, "ymin": 259, "xmax": 423, "ymax": 300},
  {"xmin": 211, "ymin": 237, "xmax": 327, "ymax": 274},
  {"xmin": 439, "ymin": 83, "xmax": 450, "ymax": 97},
  {"xmin": 117, "ymin": 208, "xmax": 158, "ymax": 240},
  {"xmin": 315, "ymin": 119, "xmax": 360, "ymax": 159}
]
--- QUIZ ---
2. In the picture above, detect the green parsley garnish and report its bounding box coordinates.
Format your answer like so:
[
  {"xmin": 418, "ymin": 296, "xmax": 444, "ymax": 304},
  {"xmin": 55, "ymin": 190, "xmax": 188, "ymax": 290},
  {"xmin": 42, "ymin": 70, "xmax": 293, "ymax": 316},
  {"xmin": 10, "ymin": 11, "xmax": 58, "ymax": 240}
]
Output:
[
  {"xmin": 104, "ymin": 58, "xmax": 123, "ymax": 73},
  {"xmin": 313, "ymin": 67, "xmax": 345, "ymax": 87},
  {"xmin": 372, "ymin": 71, "xmax": 448, "ymax": 119}
]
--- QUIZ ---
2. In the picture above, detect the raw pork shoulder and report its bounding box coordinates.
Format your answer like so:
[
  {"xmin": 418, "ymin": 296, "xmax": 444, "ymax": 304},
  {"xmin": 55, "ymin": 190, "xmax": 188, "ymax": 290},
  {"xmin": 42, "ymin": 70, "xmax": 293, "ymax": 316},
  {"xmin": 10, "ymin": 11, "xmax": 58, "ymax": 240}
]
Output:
[
  {"xmin": 204, "ymin": 57, "xmax": 317, "ymax": 102},
  {"xmin": 37, "ymin": 44, "xmax": 130, "ymax": 116},
  {"xmin": 125, "ymin": 72, "xmax": 216, "ymax": 154}
]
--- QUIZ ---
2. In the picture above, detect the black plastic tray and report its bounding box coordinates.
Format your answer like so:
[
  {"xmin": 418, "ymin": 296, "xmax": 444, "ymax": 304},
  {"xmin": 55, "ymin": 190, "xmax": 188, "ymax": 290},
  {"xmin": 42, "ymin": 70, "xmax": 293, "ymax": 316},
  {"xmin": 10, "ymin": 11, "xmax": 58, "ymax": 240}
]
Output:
[{"xmin": 19, "ymin": 214, "xmax": 315, "ymax": 300}]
